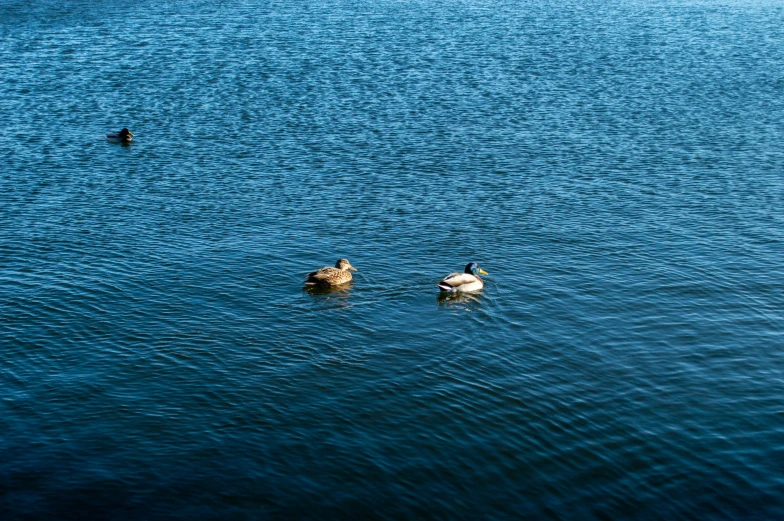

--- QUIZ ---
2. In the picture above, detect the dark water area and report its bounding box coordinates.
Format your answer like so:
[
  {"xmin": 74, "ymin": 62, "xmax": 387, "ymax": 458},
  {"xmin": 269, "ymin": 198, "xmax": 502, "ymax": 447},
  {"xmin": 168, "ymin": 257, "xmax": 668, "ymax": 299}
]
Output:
[{"xmin": 1, "ymin": 0, "xmax": 783, "ymax": 519}]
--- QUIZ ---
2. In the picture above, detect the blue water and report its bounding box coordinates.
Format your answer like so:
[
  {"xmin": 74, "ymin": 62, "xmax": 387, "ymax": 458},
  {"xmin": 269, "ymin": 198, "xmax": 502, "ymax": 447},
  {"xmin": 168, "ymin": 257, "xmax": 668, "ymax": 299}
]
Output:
[{"xmin": 2, "ymin": 0, "xmax": 783, "ymax": 519}]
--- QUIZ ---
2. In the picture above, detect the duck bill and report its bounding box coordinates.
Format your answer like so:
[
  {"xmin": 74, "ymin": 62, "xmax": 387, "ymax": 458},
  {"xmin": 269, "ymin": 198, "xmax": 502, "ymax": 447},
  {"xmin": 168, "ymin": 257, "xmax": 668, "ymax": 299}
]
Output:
[
  {"xmin": 479, "ymin": 269, "xmax": 488, "ymax": 275},
  {"xmin": 128, "ymin": 132, "xmax": 135, "ymax": 136},
  {"xmin": 348, "ymin": 267, "xmax": 357, "ymax": 271}
]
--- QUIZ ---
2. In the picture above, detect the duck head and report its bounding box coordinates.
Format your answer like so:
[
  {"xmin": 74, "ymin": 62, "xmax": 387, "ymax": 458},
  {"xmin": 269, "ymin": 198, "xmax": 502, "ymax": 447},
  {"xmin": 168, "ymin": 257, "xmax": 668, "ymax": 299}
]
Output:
[
  {"xmin": 464, "ymin": 262, "xmax": 488, "ymax": 276},
  {"xmin": 119, "ymin": 128, "xmax": 134, "ymax": 141},
  {"xmin": 335, "ymin": 258, "xmax": 357, "ymax": 271}
]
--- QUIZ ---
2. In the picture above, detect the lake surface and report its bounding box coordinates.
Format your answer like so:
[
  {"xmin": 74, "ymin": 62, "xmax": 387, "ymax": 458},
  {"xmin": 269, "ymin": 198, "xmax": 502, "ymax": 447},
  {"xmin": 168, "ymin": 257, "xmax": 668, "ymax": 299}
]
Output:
[{"xmin": 1, "ymin": 0, "xmax": 783, "ymax": 519}]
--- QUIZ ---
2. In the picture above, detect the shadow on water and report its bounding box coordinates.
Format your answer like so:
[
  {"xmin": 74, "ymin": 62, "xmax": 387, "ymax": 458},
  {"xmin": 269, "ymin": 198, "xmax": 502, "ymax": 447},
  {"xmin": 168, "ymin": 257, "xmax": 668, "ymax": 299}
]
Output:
[
  {"xmin": 437, "ymin": 290, "xmax": 484, "ymax": 311},
  {"xmin": 303, "ymin": 283, "xmax": 353, "ymax": 297},
  {"xmin": 303, "ymin": 283, "xmax": 354, "ymax": 309}
]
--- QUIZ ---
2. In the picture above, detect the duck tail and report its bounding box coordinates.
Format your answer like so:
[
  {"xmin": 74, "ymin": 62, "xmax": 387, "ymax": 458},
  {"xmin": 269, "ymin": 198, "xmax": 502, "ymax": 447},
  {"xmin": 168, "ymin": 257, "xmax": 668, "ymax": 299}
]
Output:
[{"xmin": 437, "ymin": 281, "xmax": 454, "ymax": 292}]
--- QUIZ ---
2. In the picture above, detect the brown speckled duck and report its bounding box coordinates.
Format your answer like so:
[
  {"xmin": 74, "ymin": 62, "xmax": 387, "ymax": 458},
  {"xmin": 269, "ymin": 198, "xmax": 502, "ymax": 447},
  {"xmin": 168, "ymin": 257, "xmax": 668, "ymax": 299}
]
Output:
[{"xmin": 304, "ymin": 258, "xmax": 357, "ymax": 287}]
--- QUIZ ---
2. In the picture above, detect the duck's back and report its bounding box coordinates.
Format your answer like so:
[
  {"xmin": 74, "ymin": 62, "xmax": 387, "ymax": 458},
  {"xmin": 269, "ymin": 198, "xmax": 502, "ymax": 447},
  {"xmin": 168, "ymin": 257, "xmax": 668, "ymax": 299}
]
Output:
[
  {"xmin": 438, "ymin": 272, "xmax": 482, "ymax": 292},
  {"xmin": 305, "ymin": 266, "xmax": 351, "ymax": 286}
]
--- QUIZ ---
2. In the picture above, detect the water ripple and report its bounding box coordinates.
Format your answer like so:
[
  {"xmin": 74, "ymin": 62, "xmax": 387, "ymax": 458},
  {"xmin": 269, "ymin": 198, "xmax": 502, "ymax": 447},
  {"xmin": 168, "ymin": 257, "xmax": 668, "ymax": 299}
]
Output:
[{"xmin": 2, "ymin": 0, "xmax": 784, "ymax": 519}]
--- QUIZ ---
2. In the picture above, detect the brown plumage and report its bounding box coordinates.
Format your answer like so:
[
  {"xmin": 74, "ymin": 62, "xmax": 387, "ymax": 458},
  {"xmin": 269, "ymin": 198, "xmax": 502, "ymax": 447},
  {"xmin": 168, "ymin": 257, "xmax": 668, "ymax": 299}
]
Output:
[
  {"xmin": 106, "ymin": 128, "xmax": 134, "ymax": 143},
  {"xmin": 304, "ymin": 258, "xmax": 357, "ymax": 287}
]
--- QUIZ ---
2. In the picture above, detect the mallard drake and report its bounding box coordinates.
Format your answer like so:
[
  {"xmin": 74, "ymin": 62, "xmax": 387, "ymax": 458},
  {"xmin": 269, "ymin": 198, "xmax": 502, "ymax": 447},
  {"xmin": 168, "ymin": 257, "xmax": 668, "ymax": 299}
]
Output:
[
  {"xmin": 304, "ymin": 258, "xmax": 357, "ymax": 287},
  {"xmin": 107, "ymin": 128, "xmax": 134, "ymax": 143},
  {"xmin": 438, "ymin": 262, "xmax": 488, "ymax": 293}
]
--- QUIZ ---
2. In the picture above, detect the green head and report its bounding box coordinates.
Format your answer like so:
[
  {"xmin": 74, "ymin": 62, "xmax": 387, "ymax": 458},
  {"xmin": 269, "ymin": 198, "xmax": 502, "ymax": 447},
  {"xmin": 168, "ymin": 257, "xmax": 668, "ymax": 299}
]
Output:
[{"xmin": 465, "ymin": 262, "xmax": 488, "ymax": 276}]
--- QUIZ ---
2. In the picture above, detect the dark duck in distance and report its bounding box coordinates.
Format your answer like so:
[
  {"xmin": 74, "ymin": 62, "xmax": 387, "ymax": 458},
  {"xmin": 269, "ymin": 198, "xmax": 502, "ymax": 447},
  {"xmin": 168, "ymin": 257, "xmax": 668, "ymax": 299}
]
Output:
[
  {"xmin": 304, "ymin": 258, "xmax": 357, "ymax": 287},
  {"xmin": 438, "ymin": 262, "xmax": 488, "ymax": 293},
  {"xmin": 107, "ymin": 128, "xmax": 134, "ymax": 144}
]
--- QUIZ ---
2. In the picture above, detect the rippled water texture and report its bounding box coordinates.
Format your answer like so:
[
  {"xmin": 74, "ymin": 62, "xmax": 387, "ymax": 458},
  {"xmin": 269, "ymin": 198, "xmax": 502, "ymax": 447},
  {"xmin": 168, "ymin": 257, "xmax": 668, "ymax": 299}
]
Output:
[{"xmin": 1, "ymin": 0, "xmax": 783, "ymax": 519}]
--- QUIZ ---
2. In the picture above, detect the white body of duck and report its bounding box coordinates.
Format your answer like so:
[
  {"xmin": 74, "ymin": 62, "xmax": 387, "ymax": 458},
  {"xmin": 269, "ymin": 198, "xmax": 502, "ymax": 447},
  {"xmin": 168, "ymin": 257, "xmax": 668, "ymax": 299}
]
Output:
[
  {"xmin": 304, "ymin": 258, "xmax": 357, "ymax": 287},
  {"xmin": 438, "ymin": 262, "xmax": 488, "ymax": 293}
]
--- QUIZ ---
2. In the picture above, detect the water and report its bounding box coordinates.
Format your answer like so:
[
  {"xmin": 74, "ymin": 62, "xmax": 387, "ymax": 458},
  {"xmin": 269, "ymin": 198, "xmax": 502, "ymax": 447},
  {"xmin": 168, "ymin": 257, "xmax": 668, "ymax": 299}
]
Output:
[{"xmin": 1, "ymin": 0, "xmax": 783, "ymax": 518}]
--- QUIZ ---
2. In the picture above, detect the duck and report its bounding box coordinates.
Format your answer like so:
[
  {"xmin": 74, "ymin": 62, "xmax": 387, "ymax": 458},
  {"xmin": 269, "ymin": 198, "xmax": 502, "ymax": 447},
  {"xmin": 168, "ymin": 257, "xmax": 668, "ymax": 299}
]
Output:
[
  {"xmin": 304, "ymin": 258, "xmax": 357, "ymax": 287},
  {"xmin": 438, "ymin": 262, "xmax": 488, "ymax": 293},
  {"xmin": 106, "ymin": 128, "xmax": 134, "ymax": 143}
]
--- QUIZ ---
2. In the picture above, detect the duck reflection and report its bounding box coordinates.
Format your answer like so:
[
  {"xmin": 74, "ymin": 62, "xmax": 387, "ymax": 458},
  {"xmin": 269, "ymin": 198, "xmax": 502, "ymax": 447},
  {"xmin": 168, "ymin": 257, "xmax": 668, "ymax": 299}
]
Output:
[
  {"xmin": 437, "ymin": 290, "xmax": 484, "ymax": 308},
  {"xmin": 304, "ymin": 282, "xmax": 354, "ymax": 308}
]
